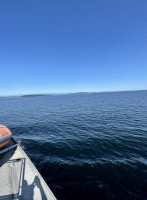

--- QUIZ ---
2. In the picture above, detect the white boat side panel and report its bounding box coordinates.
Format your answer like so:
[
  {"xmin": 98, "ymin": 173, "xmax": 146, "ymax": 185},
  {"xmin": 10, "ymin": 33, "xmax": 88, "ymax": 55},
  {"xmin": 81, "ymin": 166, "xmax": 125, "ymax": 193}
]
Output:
[{"xmin": 0, "ymin": 145, "xmax": 57, "ymax": 200}]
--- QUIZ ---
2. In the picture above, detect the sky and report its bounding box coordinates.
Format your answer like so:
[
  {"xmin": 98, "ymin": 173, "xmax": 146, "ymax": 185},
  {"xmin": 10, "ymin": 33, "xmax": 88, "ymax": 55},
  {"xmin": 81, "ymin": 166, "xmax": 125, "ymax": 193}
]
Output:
[{"xmin": 0, "ymin": 0, "xmax": 147, "ymax": 95}]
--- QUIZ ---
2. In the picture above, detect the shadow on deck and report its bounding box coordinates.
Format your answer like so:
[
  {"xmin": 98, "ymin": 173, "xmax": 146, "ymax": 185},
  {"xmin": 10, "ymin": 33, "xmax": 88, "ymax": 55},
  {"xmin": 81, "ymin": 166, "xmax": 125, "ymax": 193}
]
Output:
[{"xmin": 0, "ymin": 145, "xmax": 48, "ymax": 200}]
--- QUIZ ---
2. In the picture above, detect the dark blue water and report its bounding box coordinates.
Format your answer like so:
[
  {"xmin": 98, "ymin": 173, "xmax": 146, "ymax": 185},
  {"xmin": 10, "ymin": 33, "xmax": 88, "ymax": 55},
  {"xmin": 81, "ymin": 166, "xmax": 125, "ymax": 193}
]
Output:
[{"xmin": 0, "ymin": 91, "xmax": 147, "ymax": 200}]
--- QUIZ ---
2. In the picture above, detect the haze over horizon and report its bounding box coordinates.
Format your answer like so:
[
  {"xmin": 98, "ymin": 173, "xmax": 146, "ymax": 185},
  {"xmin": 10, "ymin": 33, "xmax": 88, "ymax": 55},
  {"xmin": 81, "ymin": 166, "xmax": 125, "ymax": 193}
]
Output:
[
  {"xmin": 0, "ymin": 1, "xmax": 147, "ymax": 96},
  {"xmin": 0, "ymin": 89, "xmax": 147, "ymax": 97}
]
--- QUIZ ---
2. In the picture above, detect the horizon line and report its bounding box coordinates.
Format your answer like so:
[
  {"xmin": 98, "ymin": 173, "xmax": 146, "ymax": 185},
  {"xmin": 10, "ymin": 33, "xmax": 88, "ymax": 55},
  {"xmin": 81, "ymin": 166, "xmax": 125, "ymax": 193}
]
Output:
[{"xmin": 0, "ymin": 89, "xmax": 147, "ymax": 97}]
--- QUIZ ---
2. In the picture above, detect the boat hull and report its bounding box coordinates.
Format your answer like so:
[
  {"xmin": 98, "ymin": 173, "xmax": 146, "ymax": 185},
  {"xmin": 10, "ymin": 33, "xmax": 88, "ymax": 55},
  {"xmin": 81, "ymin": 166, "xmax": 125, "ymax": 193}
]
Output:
[{"xmin": 0, "ymin": 137, "xmax": 57, "ymax": 200}]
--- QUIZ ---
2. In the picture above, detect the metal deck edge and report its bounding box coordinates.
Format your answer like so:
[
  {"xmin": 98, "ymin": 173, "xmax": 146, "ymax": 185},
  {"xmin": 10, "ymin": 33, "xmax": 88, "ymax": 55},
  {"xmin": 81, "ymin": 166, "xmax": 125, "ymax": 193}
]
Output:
[{"xmin": 11, "ymin": 138, "xmax": 57, "ymax": 200}]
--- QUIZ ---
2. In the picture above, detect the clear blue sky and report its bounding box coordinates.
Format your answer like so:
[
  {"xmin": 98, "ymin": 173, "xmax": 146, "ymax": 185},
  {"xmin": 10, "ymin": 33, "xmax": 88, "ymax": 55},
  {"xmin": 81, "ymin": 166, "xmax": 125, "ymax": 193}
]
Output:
[{"xmin": 0, "ymin": 0, "xmax": 147, "ymax": 95}]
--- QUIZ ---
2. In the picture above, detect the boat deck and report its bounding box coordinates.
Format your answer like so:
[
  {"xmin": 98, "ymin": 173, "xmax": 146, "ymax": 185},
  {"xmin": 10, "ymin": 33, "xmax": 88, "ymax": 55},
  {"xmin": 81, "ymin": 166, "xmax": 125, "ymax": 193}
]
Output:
[{"xmin": 0, "ymin": 138, "xmax": 56, "ymax": 200}]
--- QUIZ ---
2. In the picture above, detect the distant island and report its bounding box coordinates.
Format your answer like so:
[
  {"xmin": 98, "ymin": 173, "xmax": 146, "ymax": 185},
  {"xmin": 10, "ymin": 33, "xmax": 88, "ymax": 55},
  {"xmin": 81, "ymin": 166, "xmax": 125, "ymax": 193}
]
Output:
[
  {"xmin": 0, "ymin": 92, "xmax": 93, "ymax": 98},
  {"xmin": 0, "ymin": 94, "xmax": 53, "ymax": 99},
  {"xmin": 22, "ymin": 94, "xmax": 52, "ymax": 97},
  {"xmin": 0, "ymin": 90, "xmax": 147, "ymax": 99}
]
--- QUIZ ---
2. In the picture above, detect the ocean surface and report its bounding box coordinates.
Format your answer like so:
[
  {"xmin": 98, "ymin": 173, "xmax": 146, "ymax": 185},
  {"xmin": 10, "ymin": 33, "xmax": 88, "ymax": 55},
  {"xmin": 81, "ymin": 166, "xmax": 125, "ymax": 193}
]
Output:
[{"xmin": 0, "ymin": 91, "xmax": 147, "ymax": 200}]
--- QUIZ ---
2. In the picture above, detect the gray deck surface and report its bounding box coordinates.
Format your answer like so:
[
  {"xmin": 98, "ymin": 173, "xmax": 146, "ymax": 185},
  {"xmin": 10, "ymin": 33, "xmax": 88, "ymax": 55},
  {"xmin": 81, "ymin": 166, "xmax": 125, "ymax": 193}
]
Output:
[{"xmin": 0, "ymin": 139, "xmax": 57, "ymax": 200}]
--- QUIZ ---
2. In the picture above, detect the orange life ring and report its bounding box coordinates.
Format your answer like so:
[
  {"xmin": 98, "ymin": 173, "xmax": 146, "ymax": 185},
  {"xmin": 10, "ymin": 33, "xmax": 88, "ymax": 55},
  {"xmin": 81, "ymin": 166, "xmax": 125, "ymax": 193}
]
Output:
[{"xmin": 0, "ymin": 124, "xmax": 12, "ymax": 148}]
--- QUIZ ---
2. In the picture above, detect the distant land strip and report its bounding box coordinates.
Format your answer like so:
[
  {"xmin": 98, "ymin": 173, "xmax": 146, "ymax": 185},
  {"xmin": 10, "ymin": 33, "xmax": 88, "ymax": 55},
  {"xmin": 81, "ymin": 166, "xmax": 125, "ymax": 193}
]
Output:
[
  {"xmin": 22, "ymin": 94, "xmax": 52, "ymax": 97},
  {"xmin": 0, "ymin": 90, "xmax": 147, "ymax": 99},
  {"xmin": 0, "ymin": 94, "xmax": 53, "ymax": 98}
]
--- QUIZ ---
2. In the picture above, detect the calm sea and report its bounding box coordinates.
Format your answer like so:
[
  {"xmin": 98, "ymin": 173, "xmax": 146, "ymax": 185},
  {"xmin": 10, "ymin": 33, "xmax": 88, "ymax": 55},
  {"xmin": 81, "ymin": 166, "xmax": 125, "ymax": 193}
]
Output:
[{"xmin": 0, "ymin": 91, "xmax": 147, "ymax": 200}]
